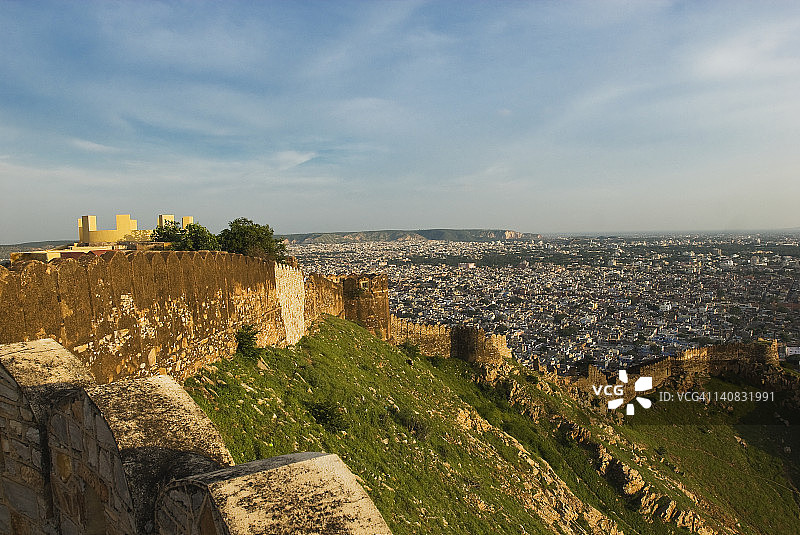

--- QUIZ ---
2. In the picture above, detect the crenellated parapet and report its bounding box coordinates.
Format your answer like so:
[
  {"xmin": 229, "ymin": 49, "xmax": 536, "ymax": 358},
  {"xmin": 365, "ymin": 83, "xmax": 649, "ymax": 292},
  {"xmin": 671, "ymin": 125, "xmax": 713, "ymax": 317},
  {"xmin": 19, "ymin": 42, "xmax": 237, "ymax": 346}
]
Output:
[
  {"xmin": 391, "ymin": 315, "xmax": 511, "ymax": 366},
  {"xmin": 582, "ymin": 340, "xmax": 792, "ymax": 406},
  {"xmin": 0, "ymin": 339, "xmax": 392, "ymax": 535},
  {"xmin": 342, "ymin": 274, "xmax": 391, "ymax": 340},
  {"xmin": 0, "ymin": 253, "xmax": 393, "ymax": 384},
  {"xmin": 0, "ymin": 253, "xmax": 323, "ymax": 383}
]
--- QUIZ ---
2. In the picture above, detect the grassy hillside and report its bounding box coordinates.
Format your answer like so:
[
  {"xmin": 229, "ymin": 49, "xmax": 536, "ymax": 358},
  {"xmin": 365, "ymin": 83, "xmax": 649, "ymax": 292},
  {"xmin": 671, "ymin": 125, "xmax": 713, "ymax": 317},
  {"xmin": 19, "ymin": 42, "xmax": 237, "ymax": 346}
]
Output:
[
  {"xmin": 184, "ymin": 316, "xmax": 800, "ymax": 535},
  {"xmin": 622, "ymin": 378, "xmax": 800, "ymax": 534}
]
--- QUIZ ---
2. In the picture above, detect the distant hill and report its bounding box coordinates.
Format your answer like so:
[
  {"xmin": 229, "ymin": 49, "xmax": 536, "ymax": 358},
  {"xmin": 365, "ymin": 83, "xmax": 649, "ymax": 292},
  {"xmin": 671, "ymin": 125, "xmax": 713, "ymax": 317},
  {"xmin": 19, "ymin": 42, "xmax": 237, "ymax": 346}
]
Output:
[
  {"xmin": 0, "ymin": 240, "xmax": 74, "ymax": 261},
  {"xmin": 283, "ymin": 228, "xmax": 538, "ymax": 244}
]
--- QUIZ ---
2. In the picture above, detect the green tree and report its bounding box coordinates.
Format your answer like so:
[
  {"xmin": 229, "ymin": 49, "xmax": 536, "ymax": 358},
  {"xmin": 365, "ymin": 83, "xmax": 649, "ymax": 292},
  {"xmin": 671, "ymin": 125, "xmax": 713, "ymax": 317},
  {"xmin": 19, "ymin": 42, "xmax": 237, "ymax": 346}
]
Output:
[
  {"xmin": 178, "ymin": 223, "xmax": 219, "ymax": 251},
  {"xmin": 151, "ymin": 221, "xmax": 184, "ymax": 243},
  {"xmin": 151, "ymin": 221, "xmax": 219, "ymax": 251},
  {"xmin": 217, "ymin": 217, "xmax": 287, "ymax": 261}
]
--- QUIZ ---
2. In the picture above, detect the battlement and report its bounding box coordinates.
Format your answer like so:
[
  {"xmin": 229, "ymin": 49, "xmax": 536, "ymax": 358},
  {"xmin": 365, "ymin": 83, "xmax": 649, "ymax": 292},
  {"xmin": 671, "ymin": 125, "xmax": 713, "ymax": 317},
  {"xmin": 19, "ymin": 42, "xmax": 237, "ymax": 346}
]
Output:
[
  {"xmin": 343, "ymin": 274, "xmax": 391, "ymax": 340},
  {"xmin": 391, "ymin": 315, "xmax": 511, "ymax": 366},
  {"xmin": 0, "ymin": 251, "xmax": 396, "ymax": 384},
  {"xmin": 576, "ymin": 340, "xmax": 788, "ymax": 406},
  {"xmin": 0, "ymin": 339, "xmax": 390, "ymax": 535}
]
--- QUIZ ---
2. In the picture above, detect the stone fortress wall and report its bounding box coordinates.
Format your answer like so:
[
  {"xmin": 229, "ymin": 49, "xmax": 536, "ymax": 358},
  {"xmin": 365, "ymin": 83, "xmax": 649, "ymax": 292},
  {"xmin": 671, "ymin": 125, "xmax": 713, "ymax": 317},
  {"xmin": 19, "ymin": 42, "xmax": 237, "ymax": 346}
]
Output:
[
  {"xmin": 0, "ymin": 250, "xmax": 518, "ymax": 534},
  {"xmin": 0, "ymin": 339, "xmax": 389, "ymax": 535},
  {"xmin": 3, "ymin": 247, "xmax": 789, "ymax": 533},
  {"xmin": 342, "ymin": 274, "xmax": 391, "ymax": 341},
  {"xmin": 303, "ymin": 273, "xmax": 344, "ymax": 330},
  {"xmin": 0, "ymin": 251, "xmax": 336, "ymax": 384},
  {"xmin": 0, "ymin": 251, "xmax": 402, "ymax": 534},
  {"xmin": 390, "ymin": 315, "xmax": 512, "ymax": 366},
  {"xmin": 582, "ymin": 340, "xmax": 798, "ymax": 404}
]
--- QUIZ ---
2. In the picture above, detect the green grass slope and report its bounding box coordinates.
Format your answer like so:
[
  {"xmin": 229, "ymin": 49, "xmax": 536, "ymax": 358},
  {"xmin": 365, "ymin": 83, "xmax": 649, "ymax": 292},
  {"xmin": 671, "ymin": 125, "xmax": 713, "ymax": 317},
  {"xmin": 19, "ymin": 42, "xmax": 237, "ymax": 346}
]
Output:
[
  {"xmin": 621, "ymin": 377, "xmax": 800, "ymax": 534},
  {"xmin": 184, "ymin": 316, "xmax": 800, "ymax": 535}
]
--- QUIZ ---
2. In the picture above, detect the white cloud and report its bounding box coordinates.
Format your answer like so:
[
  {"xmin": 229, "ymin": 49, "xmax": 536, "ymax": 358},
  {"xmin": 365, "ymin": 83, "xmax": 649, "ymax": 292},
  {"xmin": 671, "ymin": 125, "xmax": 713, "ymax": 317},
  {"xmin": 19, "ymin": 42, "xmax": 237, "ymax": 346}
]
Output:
[
  {"xmin": 270, "ymin": 151, "xmax": 316, "ymax": 171},
  {"xmin": 330, "ymin": 97, "xmax": 418, "ymax": 136},
  {"xmin": 70, "ymin": 138, "xmax": 120, "ymax": 153},
  {"xmin": 691, "ymin": 21, "xmax": 800, "ymax": 80}
]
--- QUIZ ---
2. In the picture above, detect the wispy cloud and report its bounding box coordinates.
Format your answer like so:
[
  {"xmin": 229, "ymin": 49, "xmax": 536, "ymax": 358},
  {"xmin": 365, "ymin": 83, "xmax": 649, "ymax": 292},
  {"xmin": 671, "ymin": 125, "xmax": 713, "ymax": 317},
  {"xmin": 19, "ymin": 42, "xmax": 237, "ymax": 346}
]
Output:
[
  {"xmin": 70, "ymin": 138, "xmax": 120, "ymax": 153},
  {"xmin": 691, "ymin": 21, "xmax": 800, "ymax": 80},
  {"xmin": 2, "ymin": 1, "xmax": 800, "ymax": 241}
]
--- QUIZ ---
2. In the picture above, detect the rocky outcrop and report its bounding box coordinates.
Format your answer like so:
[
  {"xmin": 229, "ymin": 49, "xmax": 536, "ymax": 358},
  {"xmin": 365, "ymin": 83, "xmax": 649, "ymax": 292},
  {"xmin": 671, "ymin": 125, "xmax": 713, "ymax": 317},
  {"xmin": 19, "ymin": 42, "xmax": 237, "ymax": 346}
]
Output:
[
  {"xmin": 559, "ymin": 419, "xmax": 721, "ymax": 535},
  {"xmin": 447, "ymin": 384, "xmax": 623, "ymax": 535}
]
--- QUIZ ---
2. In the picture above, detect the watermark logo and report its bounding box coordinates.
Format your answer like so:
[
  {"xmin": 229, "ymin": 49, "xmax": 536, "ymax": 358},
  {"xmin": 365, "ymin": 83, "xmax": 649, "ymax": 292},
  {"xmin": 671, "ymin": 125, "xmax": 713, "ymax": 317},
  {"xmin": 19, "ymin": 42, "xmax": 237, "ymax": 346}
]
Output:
[{"xmin": 592, "ymin": 370, "xmax": 653, "ymax": 415}]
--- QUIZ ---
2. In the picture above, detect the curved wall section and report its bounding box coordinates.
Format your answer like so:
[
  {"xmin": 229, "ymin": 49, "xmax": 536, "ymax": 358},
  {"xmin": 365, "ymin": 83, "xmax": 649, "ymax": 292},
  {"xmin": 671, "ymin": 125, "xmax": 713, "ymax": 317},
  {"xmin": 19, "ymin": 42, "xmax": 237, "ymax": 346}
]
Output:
[
  {"xmin": 0, "ymin": 360, "xmax": 51, "ymax": 535},
  {"xmin": 0, "ymin": 339, "xmax": 97, "ymax": 535},
  {"xmin": 47, "ymin": 389, "xmax": 137, "ymax": 535},
  {"xmin": 156, "ymin": 453, "xmax": 392, "ymax": 535}
]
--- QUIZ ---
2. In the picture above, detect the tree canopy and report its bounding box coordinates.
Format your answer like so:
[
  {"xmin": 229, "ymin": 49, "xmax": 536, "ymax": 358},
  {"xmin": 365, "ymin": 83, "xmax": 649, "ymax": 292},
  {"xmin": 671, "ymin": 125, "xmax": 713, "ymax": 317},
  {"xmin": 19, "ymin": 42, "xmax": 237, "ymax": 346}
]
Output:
[
  {"xmin": 150, "ymin": 221, "xmax": 183, "ymax": 243},
  {"xmin": 150, "ymin": 217, "xmax": 286, "ymax": 260},
  {"xmin": 218, "ymin": 217, "xmax": 287, "ymax": 261},
  {"xmin": 151, "ymin": 221, "xmax": 219, "ymax": 251},
  {"xmin": 180, "ymin": 223, "xmax": 220, "ymax": 251}
]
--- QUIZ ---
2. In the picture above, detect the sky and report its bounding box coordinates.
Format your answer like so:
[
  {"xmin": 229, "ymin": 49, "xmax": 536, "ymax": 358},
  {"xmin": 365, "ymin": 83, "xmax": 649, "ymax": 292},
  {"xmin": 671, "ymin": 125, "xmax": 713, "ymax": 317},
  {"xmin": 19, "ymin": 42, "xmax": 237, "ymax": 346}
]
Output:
[{"xmin": 2, "ymin": 0, "xmax": 800, "ymax": 243}]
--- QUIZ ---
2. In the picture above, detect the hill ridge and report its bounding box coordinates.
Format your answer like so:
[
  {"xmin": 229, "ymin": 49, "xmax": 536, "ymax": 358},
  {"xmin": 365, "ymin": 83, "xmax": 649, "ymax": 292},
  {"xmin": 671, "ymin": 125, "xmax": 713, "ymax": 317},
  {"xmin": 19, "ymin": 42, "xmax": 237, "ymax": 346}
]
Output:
[{"xmin": 283, "ymin": 228, "xmax": 535, "ymax": 243}]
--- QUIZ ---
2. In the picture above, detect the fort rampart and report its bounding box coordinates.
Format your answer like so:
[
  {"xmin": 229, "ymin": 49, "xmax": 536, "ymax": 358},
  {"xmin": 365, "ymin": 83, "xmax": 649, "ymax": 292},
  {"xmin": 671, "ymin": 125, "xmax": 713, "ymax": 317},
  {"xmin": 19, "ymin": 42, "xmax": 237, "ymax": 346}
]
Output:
[
  {"xmin": 0, "ymin": 251, "xmax": 508, "ymax": 534},
  {"xmin": 390, "ymin": 315, "xmax": 511, "ymax": 366},
  {"xmin": 579, "ymin": 340, "xmax": 797, "ymax": 404},
  {"xmin": 0, "ymin": 339, "xmax": 390, "ymax": 535},
  {"xmin": 0, "ymin": 252, "xmax": 371, "ymax": 384}
]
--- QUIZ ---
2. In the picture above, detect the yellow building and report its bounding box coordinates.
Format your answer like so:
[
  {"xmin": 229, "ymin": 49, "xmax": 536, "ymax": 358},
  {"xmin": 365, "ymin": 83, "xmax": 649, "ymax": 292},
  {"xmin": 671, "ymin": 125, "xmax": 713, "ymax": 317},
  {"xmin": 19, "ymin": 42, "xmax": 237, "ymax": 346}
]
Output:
[
  {"xmin": 157, "ymin": 214, "xmax": 194, "ymax": 228},
  {"xmin": 78, "ymin": 214, "xmax": 139, "ymax": 245},
  {"xmin": 77, "ymin": 214, "xmax": 194, "ymax": 245}
]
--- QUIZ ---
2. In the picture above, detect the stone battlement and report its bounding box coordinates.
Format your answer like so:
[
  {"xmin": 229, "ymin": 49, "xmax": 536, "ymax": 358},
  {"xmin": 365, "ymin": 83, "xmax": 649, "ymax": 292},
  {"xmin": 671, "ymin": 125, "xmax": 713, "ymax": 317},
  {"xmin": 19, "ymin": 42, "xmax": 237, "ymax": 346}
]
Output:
[
  {"xmin": 390, "ymin": 315, "xmax": 511, "ymax": 366},
  {"xmin": 0, "ymin": 252, "xmax": 392, "ymax": 384},
  {"xmin": 578, "ymin": 340, "xmax": 791, "ymax": 405},
  {"xmin": 0, "ymin": 250, "xmax": 515, "ymax": 534},
  {"xmin": 0, "ymin": 339, "xmax": 391, "ymax": 535}
]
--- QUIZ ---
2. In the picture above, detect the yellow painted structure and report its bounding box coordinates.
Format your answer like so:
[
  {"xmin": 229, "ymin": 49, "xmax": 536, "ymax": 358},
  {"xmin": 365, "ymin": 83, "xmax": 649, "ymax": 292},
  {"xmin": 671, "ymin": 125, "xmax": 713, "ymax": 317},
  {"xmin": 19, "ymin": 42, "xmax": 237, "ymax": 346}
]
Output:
[
  {"xmin": 78, "ymin": 214, "xmax": 140, "ymax": 245},
  {"xmin": 78, "ymin": 213, "xmax": 195, "ymax": 245}
]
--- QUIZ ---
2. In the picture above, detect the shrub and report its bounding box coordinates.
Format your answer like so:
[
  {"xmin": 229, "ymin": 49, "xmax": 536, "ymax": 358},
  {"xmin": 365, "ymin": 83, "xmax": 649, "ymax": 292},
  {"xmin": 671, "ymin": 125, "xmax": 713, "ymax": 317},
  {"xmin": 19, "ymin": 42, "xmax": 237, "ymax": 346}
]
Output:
[
  {"xmin": 235, "ymin": 324, "xmax": 259, "ymax": 358},
  {"xmin": 398, "ymin": 341, "xmax": 421, "ymax": 360},
  {"xmin": 393, "ymin": 407, "xmax": 429, "ymax": 440},
  {"xmin": 309, "ymin": 400, "xmax": 349, "ymax": 432}
]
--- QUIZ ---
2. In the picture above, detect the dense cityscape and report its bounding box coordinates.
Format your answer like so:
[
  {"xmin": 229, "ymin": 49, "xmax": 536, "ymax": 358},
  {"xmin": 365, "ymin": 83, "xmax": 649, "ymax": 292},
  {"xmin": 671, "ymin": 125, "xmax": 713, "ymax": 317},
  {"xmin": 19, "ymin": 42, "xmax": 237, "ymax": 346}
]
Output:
[{"xmin": 290, "ymin": 234, "xmax": 800, "ymax": 374}]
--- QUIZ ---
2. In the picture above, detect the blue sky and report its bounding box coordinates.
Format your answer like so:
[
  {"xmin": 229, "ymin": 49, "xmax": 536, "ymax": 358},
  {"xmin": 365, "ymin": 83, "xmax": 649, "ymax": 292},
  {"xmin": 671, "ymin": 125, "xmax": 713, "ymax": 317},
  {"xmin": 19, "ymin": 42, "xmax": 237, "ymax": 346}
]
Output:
[{"xmin": 2, "ymin": 1, "xmax": 800, "ymax": 242}]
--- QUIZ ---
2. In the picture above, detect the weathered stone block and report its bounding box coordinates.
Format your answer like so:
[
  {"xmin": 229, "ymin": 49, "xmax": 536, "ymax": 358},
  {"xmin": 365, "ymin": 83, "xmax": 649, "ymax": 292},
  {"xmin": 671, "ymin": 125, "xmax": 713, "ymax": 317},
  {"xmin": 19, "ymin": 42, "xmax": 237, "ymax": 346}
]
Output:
[
  {"xmin": 3, "ymin": 478, "xmax": 40, "ymax": 518},
  {"xmin": 52, "ymin": 258, "xmax": 92, "ymax": 351}
]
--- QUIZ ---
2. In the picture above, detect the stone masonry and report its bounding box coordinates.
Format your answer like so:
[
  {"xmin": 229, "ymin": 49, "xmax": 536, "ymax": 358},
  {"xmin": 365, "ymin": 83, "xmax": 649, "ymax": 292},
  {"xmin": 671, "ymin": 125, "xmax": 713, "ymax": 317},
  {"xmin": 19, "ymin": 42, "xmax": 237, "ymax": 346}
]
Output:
[
  {"xmin": 156, "ymin": 453, "xmax": 392, "ymax": 535},
  {"xmin": 391, "ymin": 315, "xmax": 512, "ymax": 366},
  {"xmin": 0, "ymin": 339, "xmax": 95, "ymax": 535},
  {"xmin": 0, "ymin": 254, "xmax": 394, "ymax": 385},
  {"xmin": 0, "ymin": 340, "xmax": 392, "ymax": 535}
]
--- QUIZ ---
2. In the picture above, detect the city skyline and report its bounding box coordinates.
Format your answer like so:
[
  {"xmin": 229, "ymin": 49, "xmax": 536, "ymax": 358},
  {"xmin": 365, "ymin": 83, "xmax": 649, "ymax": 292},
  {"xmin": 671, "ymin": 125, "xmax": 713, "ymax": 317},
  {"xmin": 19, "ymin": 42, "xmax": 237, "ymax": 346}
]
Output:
[{"xmin": 2, "ymin": 1, "xmax": 800, "ymax": 243}]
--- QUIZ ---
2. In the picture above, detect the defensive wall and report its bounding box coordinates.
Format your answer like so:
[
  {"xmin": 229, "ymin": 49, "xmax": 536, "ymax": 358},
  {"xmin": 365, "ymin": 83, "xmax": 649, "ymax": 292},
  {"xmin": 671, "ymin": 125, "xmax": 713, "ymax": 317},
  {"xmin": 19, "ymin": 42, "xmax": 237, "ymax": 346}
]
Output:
[
  {"xmin": 343, "ymin": 274, "xmax": 391, "ymax": 341},
  {"xmin": 579, "ymin": 340, "xmax": 798, "ymax": 404},
  {"xmin": 390, "ymin": 315, "xmax": 511, "ymax": 366},
  {"xmin": 303, "ymin": 273, "xmax": 344, "ymax": 330},
  {"xmin": 0, "ymin": 252, "xmax": 389, "ymax": 385},
  {"xmin": 0, "ymin": 339, "xmax": 390, "ymax": 535},
  {"xmin": 0, "ymin": 250, "xmax": 511, "ymax": 534}
]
